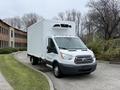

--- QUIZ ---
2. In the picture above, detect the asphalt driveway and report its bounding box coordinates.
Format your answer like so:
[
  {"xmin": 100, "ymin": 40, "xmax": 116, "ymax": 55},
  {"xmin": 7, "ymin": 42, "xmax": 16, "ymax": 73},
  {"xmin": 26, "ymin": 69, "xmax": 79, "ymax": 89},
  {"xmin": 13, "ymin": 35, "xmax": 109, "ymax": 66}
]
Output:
[{"xmin": 14, "ymin": 51, "xmax": 120, "ymax": 90}]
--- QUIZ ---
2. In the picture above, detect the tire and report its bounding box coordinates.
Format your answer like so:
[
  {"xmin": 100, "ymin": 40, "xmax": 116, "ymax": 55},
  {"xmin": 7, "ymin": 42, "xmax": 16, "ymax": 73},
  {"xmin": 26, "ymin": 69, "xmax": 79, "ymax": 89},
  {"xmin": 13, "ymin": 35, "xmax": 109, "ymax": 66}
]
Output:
[
  {"xmin": 30, "ymin": 56, "xmax": 38, "ymax": 65},
  {"xmin": 53, "ymin": 63, "xmax": 62, "ymax": 78}
]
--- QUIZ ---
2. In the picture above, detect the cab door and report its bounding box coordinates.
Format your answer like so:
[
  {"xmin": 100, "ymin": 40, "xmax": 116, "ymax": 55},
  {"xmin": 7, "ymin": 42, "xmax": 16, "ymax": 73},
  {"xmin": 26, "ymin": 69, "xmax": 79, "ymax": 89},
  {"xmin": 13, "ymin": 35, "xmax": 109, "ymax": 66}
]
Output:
[{"xmin": 46, "ymin": 38, "xmax": 58, "ymax": 64}]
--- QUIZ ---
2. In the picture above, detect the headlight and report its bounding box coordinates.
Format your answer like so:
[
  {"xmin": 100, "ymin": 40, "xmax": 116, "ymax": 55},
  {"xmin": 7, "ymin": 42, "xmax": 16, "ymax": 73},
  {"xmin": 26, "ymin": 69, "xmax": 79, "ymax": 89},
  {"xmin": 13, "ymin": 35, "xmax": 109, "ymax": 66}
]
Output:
[
  {"xmin": 60, "ymin": 53, "xmax": 73, "ymax": 60},
  {"xmin": 92, "ymin": 54, "xmax": 95, "ymax": 59}
]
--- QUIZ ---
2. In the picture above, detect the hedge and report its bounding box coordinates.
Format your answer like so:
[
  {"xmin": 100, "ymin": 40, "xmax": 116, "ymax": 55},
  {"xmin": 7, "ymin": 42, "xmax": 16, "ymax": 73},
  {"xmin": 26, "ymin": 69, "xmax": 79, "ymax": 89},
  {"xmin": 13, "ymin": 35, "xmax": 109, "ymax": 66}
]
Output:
[
  {"xmin": 0, "ymin": 48, "xmax": 27, "ymax": 54},
  {"xmin": 87, "ymin": 38, "xmax": 120, "ymax": 61}
]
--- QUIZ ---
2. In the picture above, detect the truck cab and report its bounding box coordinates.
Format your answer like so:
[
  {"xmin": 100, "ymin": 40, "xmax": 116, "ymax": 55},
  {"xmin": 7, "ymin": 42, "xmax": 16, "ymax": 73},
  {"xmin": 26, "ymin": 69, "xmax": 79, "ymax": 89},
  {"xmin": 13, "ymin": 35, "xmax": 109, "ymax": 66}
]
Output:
[{"xmin": 46, "ymin": 36, "xmax": 97, "ymax": 77}]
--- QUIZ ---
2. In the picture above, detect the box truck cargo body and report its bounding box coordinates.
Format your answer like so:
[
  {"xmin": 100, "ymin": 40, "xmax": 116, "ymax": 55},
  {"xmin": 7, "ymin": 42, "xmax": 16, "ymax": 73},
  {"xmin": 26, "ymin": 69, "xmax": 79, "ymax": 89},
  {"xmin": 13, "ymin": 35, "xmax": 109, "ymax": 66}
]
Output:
[
  {"xmin": 28, "ymin": 19, "xmax": 97, "ymax": 77},
  {"xmin": 28, "ymin": 19, "xmax": 76, "ymax": 59}
]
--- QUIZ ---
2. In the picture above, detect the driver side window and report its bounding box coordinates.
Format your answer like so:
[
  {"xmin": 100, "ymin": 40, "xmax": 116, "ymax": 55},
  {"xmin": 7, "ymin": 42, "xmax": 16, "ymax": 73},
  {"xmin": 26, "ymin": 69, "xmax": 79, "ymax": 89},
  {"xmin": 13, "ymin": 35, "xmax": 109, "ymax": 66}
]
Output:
[{"xmin": 47, "ymin": 38, "xmax": 58, "ymax": 54}]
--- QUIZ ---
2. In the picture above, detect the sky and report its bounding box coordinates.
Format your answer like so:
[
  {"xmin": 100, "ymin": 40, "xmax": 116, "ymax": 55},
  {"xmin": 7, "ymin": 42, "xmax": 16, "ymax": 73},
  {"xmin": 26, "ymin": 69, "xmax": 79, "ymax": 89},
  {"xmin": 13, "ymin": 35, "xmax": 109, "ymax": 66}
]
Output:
[{"xmin": 0, "ymin": 0, "xmax": 89, "ymax": 19}]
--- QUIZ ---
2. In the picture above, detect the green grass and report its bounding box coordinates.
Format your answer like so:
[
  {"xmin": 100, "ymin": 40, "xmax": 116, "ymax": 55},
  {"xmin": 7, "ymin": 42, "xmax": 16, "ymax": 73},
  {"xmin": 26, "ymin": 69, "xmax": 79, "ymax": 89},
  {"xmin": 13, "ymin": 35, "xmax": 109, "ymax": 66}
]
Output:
[{"xmin": 0, "ymin": 54, "xmax": 50, "ymax": 90}]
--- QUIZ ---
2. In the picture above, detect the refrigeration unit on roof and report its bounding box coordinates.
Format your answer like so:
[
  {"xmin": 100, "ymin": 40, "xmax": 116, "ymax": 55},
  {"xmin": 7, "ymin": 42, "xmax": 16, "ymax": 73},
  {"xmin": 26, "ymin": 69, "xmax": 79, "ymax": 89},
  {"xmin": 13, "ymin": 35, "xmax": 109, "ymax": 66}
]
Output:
[{"xmin": 52, "ymin": 24, "xmax": 72, "ymax": 30}]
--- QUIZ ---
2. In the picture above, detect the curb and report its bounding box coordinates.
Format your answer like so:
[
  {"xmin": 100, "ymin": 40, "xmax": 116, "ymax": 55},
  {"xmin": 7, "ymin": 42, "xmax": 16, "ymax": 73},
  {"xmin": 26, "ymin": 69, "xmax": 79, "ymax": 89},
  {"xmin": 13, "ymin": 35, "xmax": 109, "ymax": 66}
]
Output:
[{"xmin": 12, "ymin": 52, "xmax": 54, "ymax": 90}]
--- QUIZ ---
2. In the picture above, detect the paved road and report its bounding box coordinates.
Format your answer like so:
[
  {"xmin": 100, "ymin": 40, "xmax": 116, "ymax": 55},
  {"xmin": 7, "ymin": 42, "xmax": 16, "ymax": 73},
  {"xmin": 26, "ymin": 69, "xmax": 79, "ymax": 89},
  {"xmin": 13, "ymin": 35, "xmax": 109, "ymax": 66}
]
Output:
[{"xmin": 14, "ymin": 51, "xmax": 120, "ymax": 90}]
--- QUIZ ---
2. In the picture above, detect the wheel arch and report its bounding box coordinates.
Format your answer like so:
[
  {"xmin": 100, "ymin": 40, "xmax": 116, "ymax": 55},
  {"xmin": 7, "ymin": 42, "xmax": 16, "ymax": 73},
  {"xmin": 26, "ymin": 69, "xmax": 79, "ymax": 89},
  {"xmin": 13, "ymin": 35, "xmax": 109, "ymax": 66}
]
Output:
[{"xmin": 52, "ymin": 60, "xmax": 59, "ymax": 68}]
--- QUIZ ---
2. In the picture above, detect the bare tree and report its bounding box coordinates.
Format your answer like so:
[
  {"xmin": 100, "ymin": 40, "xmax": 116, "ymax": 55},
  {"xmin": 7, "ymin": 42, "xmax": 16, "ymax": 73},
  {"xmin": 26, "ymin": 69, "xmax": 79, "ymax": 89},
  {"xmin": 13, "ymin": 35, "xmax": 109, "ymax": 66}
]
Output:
[
  {"xmin": 66, "ymin": 11, "xmax": 72, "ymax": 21},
  {"xmin": 86, "ymin": 0, "xmax": 120, "ymax": 40},
  {"xmin": 76, "ymin": 12, "xmax": 81, "ymax": 36},
  {"xmin": 3, "ymin": 13, "xmax": 42, "ymax": 29},
  {"xmin": 4, "ymin": 16, "xmax": 22, "ymax": 29},
  {"xmin": 22, "ymin": 13, "xmax": 41, "ymax": 28},
  {"xmin": 54, "ymin": 9, "xmax": 81, "ymax": 36},
  {"xmin": 57, "ymin": 12, "xmax": 65, "ymax": 20}
]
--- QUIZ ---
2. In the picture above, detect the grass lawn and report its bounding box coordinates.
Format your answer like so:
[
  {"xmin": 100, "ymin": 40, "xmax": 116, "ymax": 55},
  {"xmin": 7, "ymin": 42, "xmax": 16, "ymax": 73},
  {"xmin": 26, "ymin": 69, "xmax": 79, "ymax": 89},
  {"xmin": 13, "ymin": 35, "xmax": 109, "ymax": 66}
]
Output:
[{"xmin": 0, "ymin": 54, "xmax": 50, "ymax": 90}]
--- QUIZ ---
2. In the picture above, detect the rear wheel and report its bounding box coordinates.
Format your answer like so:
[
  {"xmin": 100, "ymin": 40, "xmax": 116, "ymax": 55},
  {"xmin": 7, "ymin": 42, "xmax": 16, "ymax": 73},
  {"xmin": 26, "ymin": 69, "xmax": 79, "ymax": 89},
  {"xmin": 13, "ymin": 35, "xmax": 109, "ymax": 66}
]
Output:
[
  {"xmin": 53, "ymin": 63, "xmax": 62, "ymax": 78},
  {"xmin": 30, "ymin": 56, "xmax": 39, "ymax": 65}
]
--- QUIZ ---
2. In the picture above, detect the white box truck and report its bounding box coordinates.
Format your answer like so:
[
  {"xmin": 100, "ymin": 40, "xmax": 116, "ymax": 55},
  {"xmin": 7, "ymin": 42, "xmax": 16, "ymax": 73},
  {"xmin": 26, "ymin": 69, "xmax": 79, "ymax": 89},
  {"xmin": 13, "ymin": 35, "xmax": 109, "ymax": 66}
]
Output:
[{"xmin": 27, "ymin": 19, "xmax": 97, "ymax": 77}]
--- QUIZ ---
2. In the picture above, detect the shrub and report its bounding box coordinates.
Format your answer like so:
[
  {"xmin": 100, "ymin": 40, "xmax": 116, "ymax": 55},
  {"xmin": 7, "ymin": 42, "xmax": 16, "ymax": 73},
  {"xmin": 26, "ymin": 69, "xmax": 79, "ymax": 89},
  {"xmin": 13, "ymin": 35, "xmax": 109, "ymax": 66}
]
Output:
[
  {"xmin": 87, "ymin": 38, "xmax": 120, "ymax": 61},
  {"xmin": 103, "ymin": 40, "xmax": 116, "ymax": 51},
  {"xmin": 0, "ymin": 47, "xmax": 27, "ymax": 54},
  {"xmin": 100, "ymin": 48, "xmax": 120, "ymax": 61},
  {"xmin": 0, "ymin": 48, "xmax": 16, "ymax": 54},
  {"xmin": 18, "ymin": 47, "xmax": 27, "ymax": 51},
  {"xmin": 87, "ymin": 39, "xmax": 104, "ymax": 56}
]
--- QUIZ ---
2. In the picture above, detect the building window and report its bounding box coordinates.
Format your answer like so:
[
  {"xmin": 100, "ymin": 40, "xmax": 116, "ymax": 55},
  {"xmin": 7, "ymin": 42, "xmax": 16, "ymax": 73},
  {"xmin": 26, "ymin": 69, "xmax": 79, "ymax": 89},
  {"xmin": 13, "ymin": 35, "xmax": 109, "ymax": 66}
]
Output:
[
  {"xmin": 11, "ymin": 31, "xmax": 13, "ymax": 37},
  {"xmin": 0, "ymin": 26, "xmax": 1, "ymax": 33},
  {"xmin": 0, "ymin": 27, "xmax": 9, "ymax": 35},
  {"xmin": 15, "ymin": 32, "xmax": 27, "ymax": 39},
  {"xmin": 11, "ymin": 41, "xmax": 13, "ymax": 48},
  {"xmin": 0, "ymin": 40, "xmax": 8, "ymax": 48},
  {"xmin": 0, "ymin": 40, "xmax": 1, "ymax": 48}
]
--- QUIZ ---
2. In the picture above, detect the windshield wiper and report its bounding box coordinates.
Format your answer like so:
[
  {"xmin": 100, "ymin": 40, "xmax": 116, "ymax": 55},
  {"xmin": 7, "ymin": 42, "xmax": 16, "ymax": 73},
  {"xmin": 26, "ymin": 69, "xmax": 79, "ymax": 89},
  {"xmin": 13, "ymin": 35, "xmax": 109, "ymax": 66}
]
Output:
[
  {"xmin": 73, "ymin": 48, "xmax": 87, "ymax": 49},
  {"xmin": 68, "ymin": 48, "xmax": 87, "ymax": 51},
  {"xmin": 68, "ymin": 49, "xmax": 77, "ymax": 51},
  {"xmin": 78, "ymin": 48, "xmax": 87, "ymax": 51}
]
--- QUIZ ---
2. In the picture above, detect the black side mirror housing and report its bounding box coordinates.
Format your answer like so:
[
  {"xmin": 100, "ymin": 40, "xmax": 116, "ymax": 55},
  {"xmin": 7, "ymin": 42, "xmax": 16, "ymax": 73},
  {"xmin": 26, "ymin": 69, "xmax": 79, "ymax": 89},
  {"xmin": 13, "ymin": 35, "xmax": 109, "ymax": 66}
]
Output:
[{"xmin": 47, "ymin": 46, "xmax": 58, "ymax": 54}]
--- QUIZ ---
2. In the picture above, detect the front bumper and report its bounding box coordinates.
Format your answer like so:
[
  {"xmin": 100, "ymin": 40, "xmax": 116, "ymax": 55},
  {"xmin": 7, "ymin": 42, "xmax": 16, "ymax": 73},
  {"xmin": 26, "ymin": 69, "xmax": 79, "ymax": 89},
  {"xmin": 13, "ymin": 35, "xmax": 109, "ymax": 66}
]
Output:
[{"xmin": 59, "ymin": 62, "xmax": 97, "ymax": 75}]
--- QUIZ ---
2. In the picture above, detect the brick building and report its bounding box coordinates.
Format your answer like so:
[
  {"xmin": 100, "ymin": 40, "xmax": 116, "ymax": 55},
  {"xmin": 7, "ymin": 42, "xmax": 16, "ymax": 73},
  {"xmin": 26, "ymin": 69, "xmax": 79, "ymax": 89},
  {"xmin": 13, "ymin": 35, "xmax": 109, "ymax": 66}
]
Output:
[{"xmin": 0, "ymin": 19, "xmax": 27, "ymax": 48}]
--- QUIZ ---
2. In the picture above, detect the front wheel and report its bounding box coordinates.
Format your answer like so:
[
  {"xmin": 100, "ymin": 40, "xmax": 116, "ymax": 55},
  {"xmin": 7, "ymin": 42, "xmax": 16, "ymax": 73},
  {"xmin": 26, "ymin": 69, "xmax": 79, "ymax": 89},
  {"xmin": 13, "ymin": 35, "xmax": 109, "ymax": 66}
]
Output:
[{"xmin": 53, "ymin": 64, "xmax": 62, "ymax": 78}]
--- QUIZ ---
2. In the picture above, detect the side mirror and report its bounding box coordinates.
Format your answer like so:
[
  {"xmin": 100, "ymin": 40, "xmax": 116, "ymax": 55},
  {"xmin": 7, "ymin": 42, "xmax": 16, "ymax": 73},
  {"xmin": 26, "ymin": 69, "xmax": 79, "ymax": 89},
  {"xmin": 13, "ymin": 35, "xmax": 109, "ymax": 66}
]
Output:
[
  {"xmin": 47, "ymin": 46, "xmax": 58, "ymax": 54},
  {"xmin": 47, "ymin": 46, "xmax": 49, "ymax": 50},
  {"xmin": 47, "ymin": 46, "xmax": 54, "ymax": 50},
  {"xmin": 47, "ymin": 46, "xmax": 50, "ymax": 53}
]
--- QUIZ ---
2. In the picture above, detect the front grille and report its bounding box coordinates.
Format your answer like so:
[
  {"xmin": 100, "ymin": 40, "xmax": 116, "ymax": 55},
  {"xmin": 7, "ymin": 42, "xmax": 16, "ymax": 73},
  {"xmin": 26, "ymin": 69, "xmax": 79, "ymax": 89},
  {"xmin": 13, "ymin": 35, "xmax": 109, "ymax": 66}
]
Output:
[{"xmin": 74, "ymin": 55, "xmax": 93, "ymax": 64}]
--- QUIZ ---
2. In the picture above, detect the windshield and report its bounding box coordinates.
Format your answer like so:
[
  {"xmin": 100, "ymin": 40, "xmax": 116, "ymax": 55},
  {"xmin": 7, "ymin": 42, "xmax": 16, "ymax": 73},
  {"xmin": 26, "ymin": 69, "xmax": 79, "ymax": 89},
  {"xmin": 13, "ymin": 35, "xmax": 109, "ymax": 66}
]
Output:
[{"xmin": 54, "ymin": 37, "xmax": 87, "ymax": 50}]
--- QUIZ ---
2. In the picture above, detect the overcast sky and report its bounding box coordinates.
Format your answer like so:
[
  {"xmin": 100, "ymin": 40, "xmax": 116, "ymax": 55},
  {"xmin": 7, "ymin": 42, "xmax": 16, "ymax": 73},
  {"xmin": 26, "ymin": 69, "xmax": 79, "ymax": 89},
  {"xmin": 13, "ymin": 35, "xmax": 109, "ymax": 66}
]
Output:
[{"xmin": 0, "ymin": 0, "xmax": 89, "ymax": 19}]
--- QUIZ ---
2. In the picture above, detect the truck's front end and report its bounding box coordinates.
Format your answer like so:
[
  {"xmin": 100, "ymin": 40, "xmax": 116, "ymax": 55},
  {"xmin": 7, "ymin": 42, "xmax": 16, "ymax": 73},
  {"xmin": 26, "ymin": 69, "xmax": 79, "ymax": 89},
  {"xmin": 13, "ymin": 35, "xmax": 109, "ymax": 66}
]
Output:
[{"xmin": 53, "ymin": 36, "xmax": 97, "ymax": 75}]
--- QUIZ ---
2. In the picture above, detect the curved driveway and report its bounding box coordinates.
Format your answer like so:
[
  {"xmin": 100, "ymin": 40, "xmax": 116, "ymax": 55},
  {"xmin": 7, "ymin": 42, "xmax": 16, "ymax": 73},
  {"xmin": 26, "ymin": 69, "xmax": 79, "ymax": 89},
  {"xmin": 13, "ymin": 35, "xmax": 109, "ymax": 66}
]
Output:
[{"xmin": 14, "ymin": 51, "xmax": 120, "ymax": 90}]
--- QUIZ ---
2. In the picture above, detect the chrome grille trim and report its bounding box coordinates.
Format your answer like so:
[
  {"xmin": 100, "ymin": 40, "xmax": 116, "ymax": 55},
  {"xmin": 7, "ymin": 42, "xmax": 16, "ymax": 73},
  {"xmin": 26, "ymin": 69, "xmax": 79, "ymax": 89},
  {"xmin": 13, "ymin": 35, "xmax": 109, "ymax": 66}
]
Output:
[{"xmin": 74, "ymin": 55, "xmax": 93, "ymax": 64}]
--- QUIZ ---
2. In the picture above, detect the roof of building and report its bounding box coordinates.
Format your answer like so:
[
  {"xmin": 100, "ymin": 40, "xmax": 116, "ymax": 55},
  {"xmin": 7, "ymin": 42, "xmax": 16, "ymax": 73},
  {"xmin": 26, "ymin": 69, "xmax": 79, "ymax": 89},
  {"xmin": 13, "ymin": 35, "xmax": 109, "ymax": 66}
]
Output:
[
  {"xmin": 0, "ymin": 19, "xmax": 10, "ymax": 27},
  {"xmin": 0, "ymin": 19, "xmax": 27, "ymax": 33}
]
